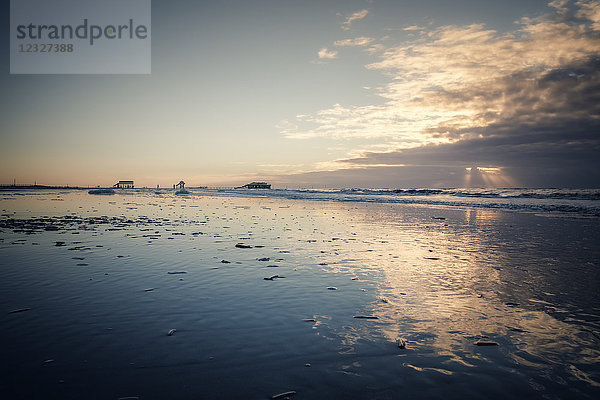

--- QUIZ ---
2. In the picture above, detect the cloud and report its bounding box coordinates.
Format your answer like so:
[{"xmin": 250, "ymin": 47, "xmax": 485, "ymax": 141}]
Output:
[
  {"xmin": 282, "ymin": 118, "xmax": 600, "ymax": 187},
  {"xmin": 341, "ymin": 9, "xmax": 369, "ymax": 30},
  {"xmin": 548, "ymin": 0, "xmax": 570, "ymax": 15},
  {"xmin": 341, "ymin": 119, "xmax": 600, "ymax": 169},
  {"xmin": 403, "ymin": 25, "xmax": 424, "ymax": 31},
  {"xmin": 364, "ymin": 43, "xmax": 386, "ymax": 55},
  {"xmin": 576, "ymin": 0, "xmax": 600, "ymax": 30},
  {"xmin": 331, "ymin": 116, "xmax": 600, "ymax": 187},
  {"xmin": 283, "ymin": 1, "xmax": 600, "ymax": 186},
  {"xmin": 317, "ymin": 47, "xmax": 338, "ymax": 59},
  {"xmin": 334, "ymin": 37, "xmax": 374, "ymax": 47}
]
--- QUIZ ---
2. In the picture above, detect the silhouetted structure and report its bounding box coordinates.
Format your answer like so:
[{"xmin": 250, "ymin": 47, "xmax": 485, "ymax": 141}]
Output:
[
  {"xmin": 239, "ymin": 182, "xmax": 271, "ymax": 189},
  {"xmin": 114, "ymin": 180, "xmax": 134, "ymax": 189},
  {"xmin": 175, "ymin": 180, "xmax": 185, "ymax": 189}
]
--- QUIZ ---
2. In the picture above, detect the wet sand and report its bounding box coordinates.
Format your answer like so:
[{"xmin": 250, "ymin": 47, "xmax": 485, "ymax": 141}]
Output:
[{"xmin": 1, "ymin": 190, "xmax": 599, "ymax": 399}]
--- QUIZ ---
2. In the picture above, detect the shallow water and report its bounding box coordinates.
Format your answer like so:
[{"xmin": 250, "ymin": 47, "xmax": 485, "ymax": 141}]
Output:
[{"xmin": 1, "ymin": 190, "xmax": 599, "ymax": 399}]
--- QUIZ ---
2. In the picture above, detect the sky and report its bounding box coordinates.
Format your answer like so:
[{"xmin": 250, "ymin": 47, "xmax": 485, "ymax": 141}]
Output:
[{"xmin": 1, "ymin": 0, "xmax": 599, "ymax": 188}]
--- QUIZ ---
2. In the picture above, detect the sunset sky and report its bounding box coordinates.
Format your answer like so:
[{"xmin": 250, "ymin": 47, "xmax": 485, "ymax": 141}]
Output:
[{"xmin": 1, "ymin": 0, "xmax": 599, "ymax": 188}]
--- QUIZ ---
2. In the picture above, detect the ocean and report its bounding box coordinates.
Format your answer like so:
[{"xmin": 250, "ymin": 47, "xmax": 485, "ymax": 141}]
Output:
[{"xmin": 183, "ymin": 187, "xmax": 600, "ymax": 216}]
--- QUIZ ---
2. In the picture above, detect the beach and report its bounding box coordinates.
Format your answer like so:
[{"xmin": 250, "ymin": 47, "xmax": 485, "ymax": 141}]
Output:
[{"xmin": 1, "ymin": 189, "xmax": 599, "ymax": 399}]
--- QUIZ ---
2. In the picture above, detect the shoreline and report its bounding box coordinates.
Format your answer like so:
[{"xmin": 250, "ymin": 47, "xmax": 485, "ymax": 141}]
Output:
[{"xmin": 2, "ymin": 186, "xmax": 598, "ymax": 218}]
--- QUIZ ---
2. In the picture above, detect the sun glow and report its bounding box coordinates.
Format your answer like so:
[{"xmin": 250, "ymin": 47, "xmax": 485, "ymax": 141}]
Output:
[{"xmin": 464, "ymin": 166, "xmax": 514, "ymax": 187}]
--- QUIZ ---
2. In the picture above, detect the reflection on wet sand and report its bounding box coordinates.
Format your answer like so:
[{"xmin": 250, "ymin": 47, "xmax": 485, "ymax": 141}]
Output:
[{"xmin": 307, "ymin": 203, "xmax": 600, "ymax": 393}]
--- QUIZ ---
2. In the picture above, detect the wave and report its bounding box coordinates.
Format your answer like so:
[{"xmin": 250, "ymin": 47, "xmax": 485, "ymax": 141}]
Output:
[
  {"xmin": 174, "ymin": 187, "xmax": 600, "ymax": 217},
  {"xmin": 352, "ymin": 188, "xmax": 600, "ymax": 201}
]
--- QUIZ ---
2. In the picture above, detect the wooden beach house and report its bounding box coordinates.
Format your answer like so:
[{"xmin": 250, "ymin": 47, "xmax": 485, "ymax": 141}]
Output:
[{"xmin": 239, "ymin": 182, "xmax": 271, "ymax": 189}]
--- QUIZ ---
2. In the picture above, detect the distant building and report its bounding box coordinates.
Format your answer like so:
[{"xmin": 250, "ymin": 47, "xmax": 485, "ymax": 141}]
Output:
[
  {"xmin": 114, "ymin": 180, "xmax": 134, "ymax": 189},
  {"xmin": 240, "ymin": 182, "xmax": 271, "ymax": 189},
  {"xmin": 175, "ymin": 180, "xmax": 185, "ymax": 189}
]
